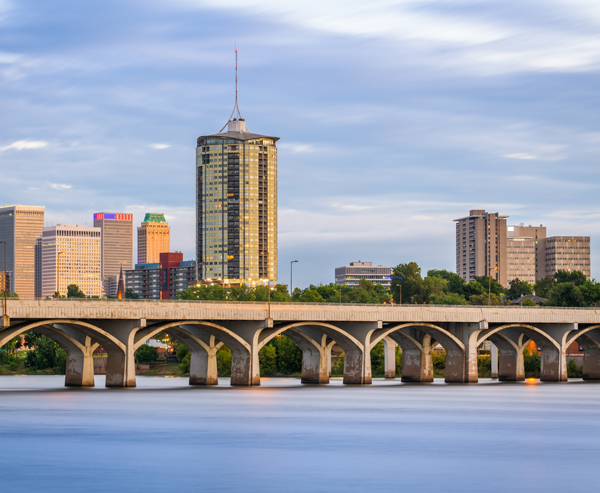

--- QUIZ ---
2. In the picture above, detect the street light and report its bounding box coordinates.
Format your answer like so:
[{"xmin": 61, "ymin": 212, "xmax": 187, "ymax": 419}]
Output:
[
  {"xmin": 391, "ymin": 276, "xmax": 403, "ymax": 305},
  {"xmin": 0, "ymin": 240, "xmax": 7, "ymax": 324},
  {"xmin": 57, "ymin": 251, "xmax": 66, "ymax": 298},
  {"xmin": 488, "ymin": 266, "xmax": 498, "ymax": 305},
  {"xmin": 290, "ymin": 260, "xmax": 299, "ymax": 303}
]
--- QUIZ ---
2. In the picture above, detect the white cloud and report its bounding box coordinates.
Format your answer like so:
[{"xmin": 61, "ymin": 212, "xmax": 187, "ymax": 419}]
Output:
[
  {"xmin": 504, "ymin": 153, "xmax": 538, "ymax": 160},
  {"xmin": 149, "ymin": 143, "xmax": 171, "ymax": 149},
  {"xmin": 0, "ymin": 140, "xmax": 49, "ymax": 151},
  {"xmin": 48, "ymin": 183, "xmax": 72, "ymax": 190}
]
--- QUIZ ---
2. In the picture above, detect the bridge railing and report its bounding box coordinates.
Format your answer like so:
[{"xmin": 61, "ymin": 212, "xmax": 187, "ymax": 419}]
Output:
[{"xmin": 3, "ymin": 297, "xmax": 597, "ymax": 310}]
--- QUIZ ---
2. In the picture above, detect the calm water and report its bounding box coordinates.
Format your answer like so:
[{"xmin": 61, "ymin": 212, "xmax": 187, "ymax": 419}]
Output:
[{"xmin": 1, "ymin": 376, "xmax": 599, "ymax": 492}]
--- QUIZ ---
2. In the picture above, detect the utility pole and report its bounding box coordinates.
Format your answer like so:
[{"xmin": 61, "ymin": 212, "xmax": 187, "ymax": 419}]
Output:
[{"xmin": 290, "ymin": 260, "xmax": 298, "ymax": 303}]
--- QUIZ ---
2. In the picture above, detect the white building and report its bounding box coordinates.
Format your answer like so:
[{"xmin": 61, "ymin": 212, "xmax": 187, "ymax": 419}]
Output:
[
  {"xmin": 40, "ymin": 224, "xmax": 102, "ymax": 298},
  {"xmin": 335, "ymin": 261, "xmax": 392, "ymax": 289}
]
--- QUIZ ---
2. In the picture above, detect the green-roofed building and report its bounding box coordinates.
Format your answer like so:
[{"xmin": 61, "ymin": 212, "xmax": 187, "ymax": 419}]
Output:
[{"xmin": 137, "ymin": 213, "xmax": 170, "ymax": 264}]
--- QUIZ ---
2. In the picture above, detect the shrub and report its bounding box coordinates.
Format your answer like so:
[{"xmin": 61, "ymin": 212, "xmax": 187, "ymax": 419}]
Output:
[
  {"xmin": 217, "ymin": 346, "xmax": 232, "ymax": 376},
  {"xmin": 135, "ymin": 344, "xmax": 158, "ymax": 364},
  {"xmin": 567, "ymin": 360, "xmax": 583, "ymax": 378},
  {"xmin": 259, "ymin": 345, "xmax": 277, "ymax": 376}
]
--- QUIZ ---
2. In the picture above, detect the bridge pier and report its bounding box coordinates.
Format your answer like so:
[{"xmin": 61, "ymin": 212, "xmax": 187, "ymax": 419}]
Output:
[
  {"xmin": 537, "ymin": 324, "xmax": 572, "ymax": 382},
  {"xmin": 284, "ymin": 327, "xmax": 332, "ymax": 384},
  {"xmin": 387, "ymin": 328, "xmax": 434, "ymax": 383},
  {"xmin": 488, "ymin": 331, "xmax": 526, "ymax": 381},
  {"xmin": 578, "ymin": 330, "xmax": 600, "ymax": 380},
  {"xmin": 52, "ymin": 325, "xmax": 97, "ymax": 387},
  {"xmin": 338, "ymin": 322, "xmax": 379, "ymax": 384},
  {"xmin": 383, "ymin": 337, "xmax": 396, "ymax": 379},
  {"xmin": 175, "ymin": 325, "xmax": 222, "ymax": 385}
]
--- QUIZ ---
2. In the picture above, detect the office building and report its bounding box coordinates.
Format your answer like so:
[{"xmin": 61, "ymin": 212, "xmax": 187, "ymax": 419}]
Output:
[
  {"xmin": 93, "ymin": 212, "xmax": 133, "ymax": 297},
  {"xmin": 506, "ymin": 224, "xmax": 546, "ymax": 284},
  {"xmin": 454, "ymin": 210, "xmax": 508, "ymax": 286},
  {"xmin": 335, "ymin": 261, "xmax": 392, "ymax": 289},
  {"xmin": 541, "ymin": 236, "xmax": 591, "ymax": 279},
  {"xmin": 40, "ymin": 224, "xmax": 102, "ymax": 298},
  {"xmin": 125, "ymin": 252, "xmax": 196, "ymax": 300},
  {"xmin": 0, "ymin": 205, "xmax": 45, "ymax": 298},
  {"xmin": 196, "ymin": 67, "xmax": 278, "ymax": 285},
  {"xmin": 34, "ymin": 237, "xmax": 42, "ymax": 298},
  {"xmin": 137, "ymin": 213, "xmax": 170, "ymax": 264}
]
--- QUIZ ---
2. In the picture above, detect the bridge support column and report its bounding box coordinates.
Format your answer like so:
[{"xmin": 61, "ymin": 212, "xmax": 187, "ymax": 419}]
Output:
[
  {"xmin": 444, "ymin": 322, "xmax": 480, "ymax": 383},
  {"xmin": 388, "ymin": 329, "xmax": 433, "ymax": 383},
  {"xmin": 285, "ymin": 327, "xmax": 332, "ymax": 384},
  {"xmin": 224, "ymin": 321, "xmax": 267, "ymax": 386},
  {"xmin": 579, "ymin": 331, "xmax": 600, "ymax": 380},
  {"xmin": 175, "ymin": 325, "xmax": 221, "ymax": 385},
  {"xmin": 337, "ymin": 322, "xmax": 379, "ymax": 384},
  {"xmin": 96, "ymin": 320, "xmax": 144, "ymax": 388},
  {"xmin": 490, "ymin": 342, "xmax": 498, "ymax": 379},
  {"xmin": 487, "ymin": 331, "xmax": 526, "ymax": 381},
  {"xmin": 537, "ymin": 324, "xmax": 572, "ymax": 382},
  {"xmin": 383, "ymin": 337, "xmax": 396, "ymax": 379}
]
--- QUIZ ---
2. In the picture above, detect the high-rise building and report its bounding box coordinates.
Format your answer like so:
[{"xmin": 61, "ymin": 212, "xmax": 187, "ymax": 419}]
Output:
[
  {"xmin": 506, "ymin": 224, "xmax": 546, "ymax": 284},
  {"xmin": 0, "ymin": 205, "xmax": 45, "ymax": 298},
  {"xmin": 125, "ymin": 252, "xmax": 196, "ymax": 300},
  {"xmin": 335, "ymin": 262, "xmax": 392, "ymax": 289},
  {"xmin": 540, "ymin": 236, "xmax": 591, "ymax": 279},
  {"xmin": 454, "ymin": 210, "xmax": 508, "ymax": 286},
  {"xmin": 40, "ymin": 224, "xmax": 102, "ymax": 298},
  {"xmin": 137, "ymin": 213, "xmax": 170, "ymax": 264},
  {"xmin": 93, "ymin": 212, "xmax": 133, "ymax": 297},
  {"xmin": 34, "ymin": 237, "xmax": 42, "ymax": 298},
  {"xmin": 196, "ymin": 60, "xmax": 278, "ymax": 285}
]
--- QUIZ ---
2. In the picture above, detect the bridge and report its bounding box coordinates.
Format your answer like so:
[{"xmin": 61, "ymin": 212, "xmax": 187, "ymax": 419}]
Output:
[{"xmin": 1, "ymin": 300, "xmax": 599, "ymax": 388}]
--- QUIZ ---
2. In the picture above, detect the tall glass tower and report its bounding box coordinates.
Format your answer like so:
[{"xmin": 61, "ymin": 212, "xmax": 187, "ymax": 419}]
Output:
[{"xmin": 196, "ymin": 116, "xmax": 278, "ymax": 286}]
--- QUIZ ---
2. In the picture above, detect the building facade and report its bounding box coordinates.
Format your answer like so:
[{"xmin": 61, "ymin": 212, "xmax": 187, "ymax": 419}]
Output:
[
  {"xmin": 454, "ymin": 210, "xmax": 508, "ymax": 286},
  {"xmin": 125, "ymin": 252, "xmax": 196, "ymax": 300},
  {"xmin": 335, "ymin": 262, "xmax": 392, "ymax": 289},
  {"xmin": 196, "ymin": 118, "xmax": 278, "ymax": 285},
  {"xmin": 137, "ymin": 213, "xmax": 170, "ymax": 264},
  {"xmin": 40, "ymin": 224, "xmax": 102, "ymax": 298},
  {"xmin": 541, "ymin": 236, "xmax": 591, "ymax": 279},
  {"xmin": 93, "ymin": 212, "xmax": 133, "ymax": 297},
  {"xmin": 506, "ymin": 224, "xmax": 546, "ymax": 284},
  {"xmin": 0, "ymin": 205, "xmax": 45, "ymax": 298}
]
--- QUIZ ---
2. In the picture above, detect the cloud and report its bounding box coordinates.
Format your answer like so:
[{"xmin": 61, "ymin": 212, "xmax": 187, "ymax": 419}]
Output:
[
  {"xmin": 504, "ymin": 153, "xmax": 538, "ymax": 160},
  {"xmin": 48, "ymin": 183, "xmax": 72, "ymax": 190},
  {"xmin": 0, "ymin": 140, "xmax": 49, "ymax": 151},
  {"xmin": 149, "ymin": 143, "xmax": 171, "ymax": 149},
  {"xmin": 278, "ymin": 142, "xmax": 316, "ymax": 153}
]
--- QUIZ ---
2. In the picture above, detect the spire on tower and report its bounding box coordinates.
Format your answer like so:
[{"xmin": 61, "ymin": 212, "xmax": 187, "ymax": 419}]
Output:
[{"xmin": 220, "ymin": 44, "xmax": 249, "ymax": 133}]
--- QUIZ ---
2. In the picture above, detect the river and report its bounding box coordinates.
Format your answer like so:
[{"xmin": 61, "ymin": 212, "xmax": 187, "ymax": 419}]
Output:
[{"xmin": 0, "ymin": 376, "xmax": 599, "ymax": 492}]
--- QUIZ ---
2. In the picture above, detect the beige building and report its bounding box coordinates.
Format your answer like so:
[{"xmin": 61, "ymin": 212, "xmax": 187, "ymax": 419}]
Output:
[
  {"xmin": 137, "ymin": 213, "xmax": 170, "ymax": 264},
  {"xmin": 40, "ymin": 224, "xmax": 102, "ymax": 298},
  {"xmin": 541, "ymin": 236, "xmax": 591, "ymax": 279},
  {"xmin": 506, "ymin": 224, "xmax": 546, "ymax": 284},
  {"xmin": 196, "ymin": 117, "xmax": 278, "ymax": 285},
  {"xmin": 93, "ymin": 212, "xmax": 133, "ymax": 297},
  {"xmin": 454, "ymin": 210, "xmax": 508, "ymax": 286},
  {"xmin": 0, "ymin": 205, "xmax": 45, "ymax": 298}
]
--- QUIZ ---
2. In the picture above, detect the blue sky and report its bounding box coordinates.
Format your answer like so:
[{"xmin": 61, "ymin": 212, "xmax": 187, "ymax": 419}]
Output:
[{"xmin": 1, "ymin": 0, "xmax": 599, "ymax": 288}]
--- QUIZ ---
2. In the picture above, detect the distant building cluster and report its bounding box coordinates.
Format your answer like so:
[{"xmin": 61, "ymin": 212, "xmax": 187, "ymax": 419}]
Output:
[{"xmin": 455, "ymin": 209, "xmax": 591, "ymax": 287}]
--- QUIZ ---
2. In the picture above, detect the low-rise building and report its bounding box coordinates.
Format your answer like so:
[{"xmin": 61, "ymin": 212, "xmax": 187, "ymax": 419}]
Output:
[{"xmin": 335, "ymin": 261, "xmax": 392, "ymax": 289}]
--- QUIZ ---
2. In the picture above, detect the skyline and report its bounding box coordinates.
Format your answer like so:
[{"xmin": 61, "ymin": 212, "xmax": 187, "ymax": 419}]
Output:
[{"xmin": 1, "ymin": 0, "xmax": 599, "ymax": 288}]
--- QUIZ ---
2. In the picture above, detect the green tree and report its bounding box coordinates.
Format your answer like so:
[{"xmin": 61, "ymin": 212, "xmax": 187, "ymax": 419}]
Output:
[
  {"xmin": 506, "ymin": 278, "xmax": 533, "ymax": 300},
  {"xmin": 521, "ymin": 298, "xmax": 537, "ymax": 307},
  {"xmin": 429, "ymin": 292, "xmax": 469, "ymax": 305},
  {"xmin": 534, "ymin": 276, "xmax": 556, "ymax": 298},
  {"xmin": 271, "ymin": 284, "xmax": 291, "ymax": 302},
  {"xmin": 391, "ymin": 262, "xmax": 422, "ymax": 304},
  {"xmin": 259, "ymin": 344, "xmax": 277, "ymax": 376},
  {"xmin": 545, "ymin": 283, "xmax": 584, "ymax": 307},
  {"xmin": 427, "ymin": 269, "xmax": 466, "ymax": 295},
  {"xmin": 370, "ymin": 341, "xmax": 385, "ymax": 377},
  {"xmin": 463, "ymin": 281, "xmax": 485, "ymax": 298},
  {"xmin": 421, "ymin": 276, "xmax": 448, "ymax": 303},
  {"xmin": 176, "ymin": 344, "xmax": 190, "ymax": 362},
  {"xmin": 25, "ymin": 335, "xmax": 67, "ymax": 372},
  {"xmin": 580, "ymin": 280, "xmax": 600, "ymax": 307},
  {"xmin": 469, "ymin": 293, "xmax": 503, "ymax": 306},
  {"xmin": 135, "ymin": 344, "xmax": 158, "ymax": 364},
  {"xmin": 67, "ymin": 284, "xmax": 86, "ymax": 298},
  {"xmin": 272, "ymin": 336, "xmax": 302, "ymax": 374},
  {"xmin": 299, "ymin": 289, "xmax": 325, "ymax": 303},
  {"xmin": 554, "ymin": 269, "xmax": 587, "ymax": 286},
  {"xmin": 474, "ymin": 276, "xmax": 504, "ymax": 296},
  {"xmin": 125, "ymin": 288, "xmax": 139, "ymax": 299},
  {"xmin": 178, "ymin": 284, "xmax": 227, "ymax": 300},
  {"xmin": 217, "ymin": 345, "xmax": 232, "ymax": 376}
]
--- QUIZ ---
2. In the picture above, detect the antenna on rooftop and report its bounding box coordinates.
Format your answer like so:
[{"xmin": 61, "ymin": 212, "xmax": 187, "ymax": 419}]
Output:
[{"xmin": 219, "ymin": 44, "xmax": 248, "ymax": 133}]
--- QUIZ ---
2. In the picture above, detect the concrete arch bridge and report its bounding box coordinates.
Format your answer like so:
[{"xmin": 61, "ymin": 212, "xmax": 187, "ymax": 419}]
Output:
[{"xmin": 1, "ymin": 300, "xmax": 599, "ymax": 388}]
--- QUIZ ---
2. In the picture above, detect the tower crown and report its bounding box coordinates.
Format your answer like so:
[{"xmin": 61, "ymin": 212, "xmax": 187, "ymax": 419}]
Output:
[{"xmin": 227, "ymin": 118, "xmax": 246, "ymax": 133}]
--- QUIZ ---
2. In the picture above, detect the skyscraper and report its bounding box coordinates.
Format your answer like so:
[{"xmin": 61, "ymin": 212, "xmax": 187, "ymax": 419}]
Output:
[
  {"xmin": 195, "ymin": 51, "xmax": 278, "ymax": 285},
  {"xmin": 93, "ymin": 212, "xmax": 133, "ymax": 297},
  {"xmin": 40, "ymin": 224, "xmax": 102, "ymax": 298},
  {"xmin": 137, "ymin": 213, "xmax": 170, "ymax": 264},
  {"xmin": 454, "ymin": 210, "xmax": 508, "ymax": 286},
  {"xmin": 0, "ymin": 205, "xmax": 45, "ymax": 298}
]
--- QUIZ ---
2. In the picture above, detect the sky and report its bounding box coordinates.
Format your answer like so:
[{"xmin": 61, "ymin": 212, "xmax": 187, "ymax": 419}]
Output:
[{"xmin": 0, "ymin": 0, "xmax": 599, "ymax": 288}]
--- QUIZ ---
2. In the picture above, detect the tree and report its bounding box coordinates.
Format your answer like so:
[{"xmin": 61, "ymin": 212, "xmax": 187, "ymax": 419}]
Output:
[
  {"xmin": 67, "ymin": 284, "xmax": 86, "ymax": 298},
  {"xmin": 25, "ymin": 335, "xmax": 67, "ymax": 372},
  {"xmin": 421, "ymin": 277, "xmax": 448, "ymax": 303},
  {"xmin": 391, "ymin": 262, "xmax": 422, "ymax": 304},
  {"xmin": 522, "ymin": 298, "xmax": 537, "ymax": 307},
  {"xmin": 474, "ymin": 276, "xmax": 504, "ymax": 296},
  {"xmin": 125, "ymin": 288, "xmax": 139, "ymax": 300},
  {"xmin": 272, "ymin": 336, "xmax": 302, "ymax": 374},
  {"xmin": 534, "ymin": 276, "xmax": 556, "ymax": 298},
  {"xmin": 506, "ymin": 278, "xmax": 533, "ymax": 300},
  {"xmin": 580, "ymin": 280, "xmax": 600, "ymax": 307},
  {"xmin": 429, "ymin": 292, "xmax": 468, "ymax": 305},
  {"xmin": 463, "ymin": 281, "xmax": 485, "ymax": 298},
  {"xmin": 135, "ymin": 344, "xmax": 158, "ymax": 364},
  {"xmin": 544, "ymin": 283, "xmax": 584, "ymax": 307},
  {"xmin": 259, "ymin": 344, "xmax": 277, "ymax": 376},
  {"xmin": 427, "ymin": 269, "xmax": 466, "ymax": 295},
  {"xmin": 299, "ymin": 289, "xmax": 324, "ymax": 303},
  {"xmin": 554, "ymin": 269, "xmax": 587, "ymax": 286},
  {"xmin": 469, "ymin": 293, "xmax": 503, "ymax": 306}
]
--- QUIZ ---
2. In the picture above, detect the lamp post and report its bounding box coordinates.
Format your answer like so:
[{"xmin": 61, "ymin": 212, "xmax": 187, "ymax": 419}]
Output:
[
  {"xmin": 0, "ymin": 241, "xmax": 7, "ymax": 323},
  {"xmin": 57, "ymin": 251, "xmax": 65, "ymax": 298},
  {"xmin": 392, "ymin": 276, "xmax": 403, "ymax": 305},
  {"xmin": 290, "ymin": 260, "xmax": 298, "ymax": 303}
]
